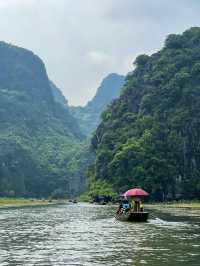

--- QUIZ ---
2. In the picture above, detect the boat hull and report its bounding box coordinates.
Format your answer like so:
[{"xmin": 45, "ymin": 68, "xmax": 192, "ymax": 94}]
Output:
[{"xmin": 115, "ymin": 211, "xmax": 149, "ymax": 222}]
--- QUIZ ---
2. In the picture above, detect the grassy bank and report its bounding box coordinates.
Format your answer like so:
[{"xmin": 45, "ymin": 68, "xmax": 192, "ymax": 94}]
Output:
[
  {"xmin": 0, "ymin": 198, "xmax": 65, "ymax": 208},
  {"xmin": 147, "ymin": 201, "xmax": 200, "ymax": 209}
]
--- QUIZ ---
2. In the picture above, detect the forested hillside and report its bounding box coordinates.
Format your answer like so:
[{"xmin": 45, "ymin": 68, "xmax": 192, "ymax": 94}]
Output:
[
  {"xmin": 49, "ymin": 74, "xmax": 125, "ymax": 196},
  {"xmin": 91, "ymin": 27, "xmax": 200, "ymax": 201},
  {"xmin": 49, "ymin": 81, "xmax": 68, "ymax": 108},
  {"xmin": 70, "ymin": 73, "xmax": 125, "ymax": 136},
  {"xmin": 2, "ymin": 27, "xmax": 200, "ymax": 201},
  {"xmin": 0, "ymin": 42, "xmax": 83, "ymax": 198}
]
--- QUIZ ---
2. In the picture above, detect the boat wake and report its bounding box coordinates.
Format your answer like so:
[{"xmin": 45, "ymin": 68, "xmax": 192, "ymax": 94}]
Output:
[{"xmin": 149, "ymin": 217, "xmax": 189, "ymax": 228}]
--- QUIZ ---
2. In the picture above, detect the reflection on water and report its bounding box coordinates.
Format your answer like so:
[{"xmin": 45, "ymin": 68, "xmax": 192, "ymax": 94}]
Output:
[{"xmin": 0, "ymin": 203, "xmax": 199, "ymax": 266}]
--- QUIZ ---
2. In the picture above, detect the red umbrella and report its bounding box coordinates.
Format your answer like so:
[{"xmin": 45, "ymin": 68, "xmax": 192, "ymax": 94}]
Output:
[{"xmin": 123, "ymin": 188, "xmax": 149, "ymax": 197}]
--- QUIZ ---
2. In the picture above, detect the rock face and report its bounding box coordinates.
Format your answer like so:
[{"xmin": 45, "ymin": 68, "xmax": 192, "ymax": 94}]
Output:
[
  {"xmin": 91, "ymin": 27, "xmax": 200, "ymax": 201},
  {"xmin": 70, "ymin": 73, "xmax": 125, "ymax": 136},
  {"xmin": 49, "ymin": 81, "xmax": 68, "ymax": 108},
  {"xmin": 0, "ymin": 42, "xmax": 83, "ymax": 197}
]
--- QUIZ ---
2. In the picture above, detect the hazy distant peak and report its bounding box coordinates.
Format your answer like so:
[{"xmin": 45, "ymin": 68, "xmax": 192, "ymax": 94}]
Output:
[
  {"xmin": 86, "ymin": 73, "xmax": 125, "ymax": 111},
  {"xmin": 70, "ymin": 73, "xmax": 125, "ymax": 136}
]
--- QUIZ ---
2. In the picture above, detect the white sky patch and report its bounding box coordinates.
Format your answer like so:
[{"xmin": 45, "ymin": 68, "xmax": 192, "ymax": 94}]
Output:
[
  {"xmin": 0, "ymin": 0, "xmax": 200, "ymax": 105},
  {"xmin": 0, "ymin": 0, "xmax": 35, "ymax": 6},
  {"xmin": 88, "ymin": 51, "xmax": 111, "ymax": 65}
]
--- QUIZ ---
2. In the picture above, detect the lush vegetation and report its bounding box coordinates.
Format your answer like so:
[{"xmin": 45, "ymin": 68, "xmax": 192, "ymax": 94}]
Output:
[
  {"xmin": 0, "ymin": 197, "xmax": 54, "ymax": 207},
  {"xmin": 0, "ymin": 42, "xmax": 84, "ymax": 198},
  {"xmin": 49, "ymin": 81, "xmax": 69, "ymax": 108},
  {"xmin": 2, "ymin": 28, "xmax": 200, "ymax": 202},
  {"xmin": 70, "ymin": 73, "xmax": 125, "ymax": 136},
  {"xmin": 79, "ymin": 174, "xmax": 117, "ymax": 202},
  {"xmin": 0, "ymin": 42, "xmax": 125, "ymax": 199},
  {"xmin": 148, "ymin": 201, "xmax": 200, "ymax": 209},
  {"xmin": 66, "ymin": 140, "xmax": 95, "ymax": 195},
  {"xmin": 91, "ymin": 27, "xmax": 200, "ymax": 201}
]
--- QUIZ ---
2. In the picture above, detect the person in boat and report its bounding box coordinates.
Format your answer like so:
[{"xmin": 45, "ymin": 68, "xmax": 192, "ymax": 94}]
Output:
[
  {"xmin": 117, "ymin": 199, "xmax": 130, "ymax": 214},
  {"xmin": 131, "ymin": 197, "xmax": 140, "ymax": 212},
  {"xmin": 140, "ymin": 201, "xmax": 144, "ymax": 212},
  {"xmin": 122, "ymin": 199, "xmax": 130, "ymax": 212},
  {"xmin": 117, "ymin": 202, "xmax": 123, "ymax": 214}
]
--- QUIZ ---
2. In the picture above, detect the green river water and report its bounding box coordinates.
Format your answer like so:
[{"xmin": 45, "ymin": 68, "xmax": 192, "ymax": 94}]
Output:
[{"xmin": 0, "ymin": 203, "xmax": 199, "ymax": 266}]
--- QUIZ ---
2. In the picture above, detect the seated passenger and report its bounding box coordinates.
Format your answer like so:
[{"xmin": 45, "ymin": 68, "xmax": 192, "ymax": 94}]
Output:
[
  {"xmin": 122, "ymin": 199, "xmax": 130, "ymax": 212},
  {"xmin": 140, "ymin": 202, "xmax": 144, "ymax": 212}
]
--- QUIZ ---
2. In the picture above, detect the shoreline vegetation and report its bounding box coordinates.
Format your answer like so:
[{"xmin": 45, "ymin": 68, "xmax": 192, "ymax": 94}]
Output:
[
  {"xmin": 0, "ymin": 197, "xmax": 200, "ymax": 210},
  {"xmin": 147, "ymin": 201, "xmax": 200, "ymax": 209},
  {"xmin": 0, "ymin": 198, "xmax": 66, "ymax": 208},
  {"xmin": 90, "ymin": 28, "xmax": 200, "ymax": 203},
  {"xmin": 79, "ymin": 194, "xmax": 200, "ymax": 210}
]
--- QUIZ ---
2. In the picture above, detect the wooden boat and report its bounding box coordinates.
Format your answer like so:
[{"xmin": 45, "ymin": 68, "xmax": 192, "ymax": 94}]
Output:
[{"xmin": 115, "ymin": 210, "xmax": 149, "ymax": 222}]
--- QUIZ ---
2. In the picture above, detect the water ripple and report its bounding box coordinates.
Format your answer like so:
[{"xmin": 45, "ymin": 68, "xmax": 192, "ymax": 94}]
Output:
[{"xmin": 0, "ymin": 203, "xmax": 199, "ymax": 266}]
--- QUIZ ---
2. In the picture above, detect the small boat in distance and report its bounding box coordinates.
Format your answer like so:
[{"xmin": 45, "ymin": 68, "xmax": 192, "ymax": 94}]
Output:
[
  {"xmin": 115, "ymin": 188, "xmax": 149, "ymax": 222},
  {"xmin": 69, "ymin": 199, "xmax": 78, "ymax": 203}
]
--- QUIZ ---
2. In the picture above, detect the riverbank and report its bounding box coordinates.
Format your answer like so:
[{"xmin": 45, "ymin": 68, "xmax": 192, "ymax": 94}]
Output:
[
  {"xmin": 0, "ymin": 198, "xmax": 66, "ymax": 208},
  {"xmin": 147, "ymin": 202, "xmax": 200, "ymax": 209}
]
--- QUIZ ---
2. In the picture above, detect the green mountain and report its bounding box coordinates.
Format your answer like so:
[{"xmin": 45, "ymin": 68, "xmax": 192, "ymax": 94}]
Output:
[
  {"xmin": 70, "ymin": 73, "xmax": 125, "ymax": 136},
  {"xmin": 91, "ymin": 27, "xmax": 200, "ymax": 201},
  {"xmin": 0, "ymin": 42, "xmax": 83, "ymax": 197},
  {"xmin": 49, "ymin": 74, "xmax": 125, "ymax": 195},
  {"xmin": 49, "ymin": 81, "xmax": 68, "ymax": 108}
]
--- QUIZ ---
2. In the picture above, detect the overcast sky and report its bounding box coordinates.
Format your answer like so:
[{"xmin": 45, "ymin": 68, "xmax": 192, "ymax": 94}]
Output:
[{"xmin": 0, "ymin": 0, "xmax": 200, "ymax": 106}]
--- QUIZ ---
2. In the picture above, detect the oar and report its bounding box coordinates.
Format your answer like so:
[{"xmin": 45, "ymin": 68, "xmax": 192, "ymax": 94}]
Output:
[{"xmin": 149, "ymin": 213, "xmax": 158, "ymax": 219}]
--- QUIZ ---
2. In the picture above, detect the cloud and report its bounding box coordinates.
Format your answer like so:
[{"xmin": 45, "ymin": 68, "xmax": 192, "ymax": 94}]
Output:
[
  {"xmin": 0, "ymin": 0, "xmax": 200, "ymax": 105},
  {"xmin": 88, "ymin": 51, "xmax": 111, "ymax": 65},
  {"xmin": 0, "ymin": 0, "xmax": 36, "ymax": 7}
]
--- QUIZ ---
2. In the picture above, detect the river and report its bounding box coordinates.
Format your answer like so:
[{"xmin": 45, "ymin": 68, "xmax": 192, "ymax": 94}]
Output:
[{"xmin": 0, "ymin": 203, "xmax": 199, "ymax": 266}]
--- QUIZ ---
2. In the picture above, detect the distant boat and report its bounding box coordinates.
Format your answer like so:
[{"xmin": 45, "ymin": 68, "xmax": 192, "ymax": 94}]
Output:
[
  {"xmin": 115, "ymin": 187, "xmax": 149, "ymax": 222},
  {"xmin": 68, "ymin": 199, "xmax": 77, "ymax": 203}
]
